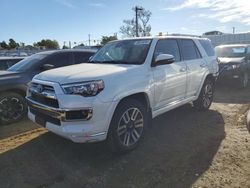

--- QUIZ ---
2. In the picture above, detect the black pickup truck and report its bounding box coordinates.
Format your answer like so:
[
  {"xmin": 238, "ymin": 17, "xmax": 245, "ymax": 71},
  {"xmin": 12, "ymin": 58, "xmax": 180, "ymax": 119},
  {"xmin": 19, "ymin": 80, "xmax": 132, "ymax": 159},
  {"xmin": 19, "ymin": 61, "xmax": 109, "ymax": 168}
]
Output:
[{"xmin": 0, "ymin": 49, "xmax": 96, "ymax": 125}]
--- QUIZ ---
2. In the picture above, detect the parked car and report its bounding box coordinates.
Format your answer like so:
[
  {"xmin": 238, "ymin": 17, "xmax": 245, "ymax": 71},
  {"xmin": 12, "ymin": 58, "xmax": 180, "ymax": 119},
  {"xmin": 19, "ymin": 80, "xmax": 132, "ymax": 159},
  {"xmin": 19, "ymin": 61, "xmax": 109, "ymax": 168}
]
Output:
[
  {"xmin": 0, "ymin": 49, "xmax": 96, "ymax": 125},
  {"xmin": 215, "ymin": 44, "xmax": 250, "ymax": 88},
  {"xmin": 0, "ymin": 57, "xmax": 24, "ymax": 70},
  {"xmin": 26, "ymin": 37, "xmax": 218, "ymax": 152}
]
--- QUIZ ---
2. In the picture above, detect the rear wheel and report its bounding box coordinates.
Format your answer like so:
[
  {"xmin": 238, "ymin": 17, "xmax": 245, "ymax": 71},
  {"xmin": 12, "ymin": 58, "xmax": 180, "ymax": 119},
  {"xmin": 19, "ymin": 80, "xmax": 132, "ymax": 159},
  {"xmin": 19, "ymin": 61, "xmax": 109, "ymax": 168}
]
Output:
[
  {"xmin": 108, "ymin": 98, "xmax": 147, "ymax": 153},
  {"xmin": 0, "ymin": 92, "xmax": 27, "ymax": 125},
  {"xmin": 193, "ymin": 79, "xmax": 214, "ymax": 111}
]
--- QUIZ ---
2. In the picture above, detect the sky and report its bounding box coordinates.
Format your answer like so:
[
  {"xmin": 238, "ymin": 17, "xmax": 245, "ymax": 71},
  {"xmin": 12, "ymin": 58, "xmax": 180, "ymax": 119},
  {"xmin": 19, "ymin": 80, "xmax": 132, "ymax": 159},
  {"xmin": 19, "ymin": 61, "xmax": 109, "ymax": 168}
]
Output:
[{"xmin": 1, "ymin": 0, "xmax": 250, "ymax": 47}]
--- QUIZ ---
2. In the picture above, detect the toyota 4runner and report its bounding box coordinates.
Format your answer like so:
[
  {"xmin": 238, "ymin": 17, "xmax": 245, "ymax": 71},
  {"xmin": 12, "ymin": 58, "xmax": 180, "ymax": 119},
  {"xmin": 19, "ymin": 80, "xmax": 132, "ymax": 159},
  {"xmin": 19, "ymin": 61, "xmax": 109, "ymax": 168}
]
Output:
[{"xmin": 26, "ymin": 36, "xmax": 218, "ymax": 152}]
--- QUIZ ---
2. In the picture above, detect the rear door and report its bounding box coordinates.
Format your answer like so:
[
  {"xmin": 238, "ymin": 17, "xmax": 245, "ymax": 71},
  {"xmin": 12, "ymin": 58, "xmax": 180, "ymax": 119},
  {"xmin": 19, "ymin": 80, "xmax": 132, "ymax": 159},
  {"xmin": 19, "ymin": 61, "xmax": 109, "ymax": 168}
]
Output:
[
  {"xmin": 152, "ymin": 39, "xmax": 187, "ymax": 110},
  {"xmin": 179, "ymin": 39, "xmax": 206, "ymax": 97}
]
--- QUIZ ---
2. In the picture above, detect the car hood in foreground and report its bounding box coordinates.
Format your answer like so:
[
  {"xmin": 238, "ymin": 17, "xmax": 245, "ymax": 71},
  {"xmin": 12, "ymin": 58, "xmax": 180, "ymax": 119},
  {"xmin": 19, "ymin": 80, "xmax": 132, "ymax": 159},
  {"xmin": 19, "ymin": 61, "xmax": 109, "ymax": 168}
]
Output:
[{"xmin": 34, "ymin": 63, "xmax": 140, "ymax": 84}]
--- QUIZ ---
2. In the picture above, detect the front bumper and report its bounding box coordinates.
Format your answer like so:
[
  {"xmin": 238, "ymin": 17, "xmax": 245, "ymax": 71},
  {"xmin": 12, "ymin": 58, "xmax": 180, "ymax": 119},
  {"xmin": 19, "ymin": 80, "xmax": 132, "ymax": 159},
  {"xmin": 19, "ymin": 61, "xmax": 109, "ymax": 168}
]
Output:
[
  {"xmin": 27, "ymin": 80, "xmax": 117, "ymax": 143},
  {"xmin": 217, "ymin": 68, "xmax": 241, "ymax": 82}
]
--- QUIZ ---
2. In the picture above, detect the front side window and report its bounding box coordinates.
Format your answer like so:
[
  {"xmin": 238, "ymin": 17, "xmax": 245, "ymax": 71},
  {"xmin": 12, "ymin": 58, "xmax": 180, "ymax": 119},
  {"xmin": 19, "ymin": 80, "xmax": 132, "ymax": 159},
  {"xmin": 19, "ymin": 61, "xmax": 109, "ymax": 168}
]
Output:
[
  {"xmin": 154, "ymin": 39, "xmax": 181, "ymax": 62},
  {"xmin": 180, "ymin": 39, "xmax": 201, "ymax": 60},
  {"xmin": 90, "ymin": 39, "xmax": 152, "ymax": 65}
]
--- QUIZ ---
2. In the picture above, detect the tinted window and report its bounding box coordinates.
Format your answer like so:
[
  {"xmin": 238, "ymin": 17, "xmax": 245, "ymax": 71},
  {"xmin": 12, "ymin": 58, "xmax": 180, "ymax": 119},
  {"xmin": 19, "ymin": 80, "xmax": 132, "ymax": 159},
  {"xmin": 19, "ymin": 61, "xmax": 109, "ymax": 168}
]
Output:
[
  {"xmin": 74, "ymin": 52, "xmax": 93, "ymax": 64},
  {"xmin": 199, "ymin": 40, "xmax": 215, "ymax": 56},
  {"xmin": 154, "ymin": 39, "xmax": 180, "ymax": 62},
  {"xmin": 180, "ymin": 39, "xmax": 201, "ymax": 60},
  {"xmin": 45, "ymin": 53, "xmax": 72, "ymax": 68},
  {"xmin": 0, "ymin": 61, "xmax": 7, "ymax": 70}
]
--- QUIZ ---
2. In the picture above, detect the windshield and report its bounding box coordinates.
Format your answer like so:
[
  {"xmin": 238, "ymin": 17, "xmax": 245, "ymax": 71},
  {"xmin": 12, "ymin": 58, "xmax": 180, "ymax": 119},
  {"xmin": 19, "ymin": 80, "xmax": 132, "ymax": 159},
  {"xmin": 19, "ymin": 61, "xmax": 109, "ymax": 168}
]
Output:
[
  {"xmin": 8, "ymin": 54, "xmax": 47, "ymax": 71},
  {"xmin": 215, "ymin": 46, "xmax": 246, "ymax": 58},
  {"xmin": 90, "ymin": 39, "xmax": 152, "ymax": 65}
]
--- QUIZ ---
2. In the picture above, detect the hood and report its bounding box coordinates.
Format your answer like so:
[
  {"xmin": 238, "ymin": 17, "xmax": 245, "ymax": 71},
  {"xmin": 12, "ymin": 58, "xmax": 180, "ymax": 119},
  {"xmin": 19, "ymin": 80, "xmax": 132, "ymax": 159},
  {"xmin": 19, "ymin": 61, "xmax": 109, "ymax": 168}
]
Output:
[
  {"xmin": 0, "ymin": 70, "xmax": 21, "ymax": 80},
  {"xmin": 35, "ymin": 63, "xmax": 139, "ymax": 84},
  {"xmin": 218, "ymin": 57, "xmax": 245, "ymax": 64}
]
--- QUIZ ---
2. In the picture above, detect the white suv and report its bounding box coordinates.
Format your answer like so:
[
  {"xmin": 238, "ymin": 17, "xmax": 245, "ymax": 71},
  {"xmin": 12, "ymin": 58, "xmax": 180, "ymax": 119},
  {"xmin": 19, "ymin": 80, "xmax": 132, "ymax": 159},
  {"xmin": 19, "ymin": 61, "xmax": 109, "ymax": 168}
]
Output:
[{"xmin": 26, "ymin": 36, "xmax": 218, "ymax": 152}]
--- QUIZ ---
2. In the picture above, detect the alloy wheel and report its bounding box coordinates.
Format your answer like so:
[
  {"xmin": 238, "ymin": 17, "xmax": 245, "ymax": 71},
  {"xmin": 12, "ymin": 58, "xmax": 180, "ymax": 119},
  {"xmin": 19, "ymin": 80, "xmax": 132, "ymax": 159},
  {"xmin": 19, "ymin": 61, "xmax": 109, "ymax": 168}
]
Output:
[
  {"xmin": 202, "ymin": 83, "xmax": 213, "ymax": 108},
  {"xmin": 0, "ymin": 97, "xmax": 24, "ymax": 122},
  {"xmin": 117, "ymin": 108, "xmax": 144, "ymax": 147}
]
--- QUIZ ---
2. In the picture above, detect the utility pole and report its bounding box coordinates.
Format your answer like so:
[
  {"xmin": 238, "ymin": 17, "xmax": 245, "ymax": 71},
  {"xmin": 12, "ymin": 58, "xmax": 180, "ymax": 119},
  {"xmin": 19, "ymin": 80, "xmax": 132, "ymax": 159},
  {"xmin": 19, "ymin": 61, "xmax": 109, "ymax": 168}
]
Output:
[
  {"xmin": 233, "ymin": 27, "xmax": 235, "ymax": 34},
  {"xmin": 135, "ymin": 6, "xmax": 143, "ymax": 37},
  {"xmin": 88, "ymin": 34, "xmax": 91, "ymax": 46}
]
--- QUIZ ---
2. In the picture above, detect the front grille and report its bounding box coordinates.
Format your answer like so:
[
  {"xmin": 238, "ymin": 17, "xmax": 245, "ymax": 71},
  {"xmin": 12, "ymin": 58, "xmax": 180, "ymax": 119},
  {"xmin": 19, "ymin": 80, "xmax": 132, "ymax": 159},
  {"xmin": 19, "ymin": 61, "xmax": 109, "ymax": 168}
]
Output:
[{"xmin": 29, "ymin": 83, "xmax": 59, "ymax": 108}]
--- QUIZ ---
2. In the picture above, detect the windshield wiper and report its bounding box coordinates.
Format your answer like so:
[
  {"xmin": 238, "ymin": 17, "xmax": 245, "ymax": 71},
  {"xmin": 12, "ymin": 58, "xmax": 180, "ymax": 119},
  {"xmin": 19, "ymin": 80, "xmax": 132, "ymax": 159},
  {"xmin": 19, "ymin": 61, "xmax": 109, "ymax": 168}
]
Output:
[{"xmin": 89, "ymin": 60, "xmax": 139, "ymax": 65}]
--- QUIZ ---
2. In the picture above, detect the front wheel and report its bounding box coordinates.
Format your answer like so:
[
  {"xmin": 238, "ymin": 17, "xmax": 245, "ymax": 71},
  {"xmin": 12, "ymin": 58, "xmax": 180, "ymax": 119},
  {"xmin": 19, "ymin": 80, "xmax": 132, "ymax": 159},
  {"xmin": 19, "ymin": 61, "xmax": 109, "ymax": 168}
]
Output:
[
  {"xmin": 108, "ymin": 99, "xmax": 147, "ymax": 153},
  {"xmin": 0, "ymin": 92, "xmax": 27, "ymax": 125},
  {"xmin": 193, "ymin": 79, "xmax": 214, "ymax": 111}
]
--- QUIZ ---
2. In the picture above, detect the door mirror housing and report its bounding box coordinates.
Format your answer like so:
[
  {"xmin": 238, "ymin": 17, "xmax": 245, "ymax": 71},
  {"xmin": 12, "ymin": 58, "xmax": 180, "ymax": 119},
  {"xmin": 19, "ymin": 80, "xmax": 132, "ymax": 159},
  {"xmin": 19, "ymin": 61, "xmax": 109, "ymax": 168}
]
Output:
[
  {"xmin": 152, "ymin": 54, "xmax": 175, "ymax": 67},
  {"xmin": 42, "ymin": 64, "xmax": 55, "ymax": 71}
]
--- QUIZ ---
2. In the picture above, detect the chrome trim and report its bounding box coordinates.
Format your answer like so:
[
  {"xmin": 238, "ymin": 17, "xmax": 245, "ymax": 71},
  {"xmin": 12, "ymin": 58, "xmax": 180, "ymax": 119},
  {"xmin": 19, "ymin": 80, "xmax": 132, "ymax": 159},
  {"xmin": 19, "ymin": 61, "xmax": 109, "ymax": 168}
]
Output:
[
  {"xmin": 26, "ymin": 97, "xmax": 93, "ymax": 121},
  {"xmin": 29, "ymin": 88, "xmax": 57, "ymax": 99}
]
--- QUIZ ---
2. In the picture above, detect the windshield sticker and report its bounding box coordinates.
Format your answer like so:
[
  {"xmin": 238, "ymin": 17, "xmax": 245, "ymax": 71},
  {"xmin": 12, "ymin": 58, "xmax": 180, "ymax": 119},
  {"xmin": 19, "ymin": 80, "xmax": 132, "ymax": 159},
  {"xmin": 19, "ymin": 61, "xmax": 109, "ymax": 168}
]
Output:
[
  {"xmin": 134, "ymin": 40, "xmax": 151, "ymax": 45},
  {"xmin": 232, "ymin": 48, "xmax": 245, "ymax": 53}
]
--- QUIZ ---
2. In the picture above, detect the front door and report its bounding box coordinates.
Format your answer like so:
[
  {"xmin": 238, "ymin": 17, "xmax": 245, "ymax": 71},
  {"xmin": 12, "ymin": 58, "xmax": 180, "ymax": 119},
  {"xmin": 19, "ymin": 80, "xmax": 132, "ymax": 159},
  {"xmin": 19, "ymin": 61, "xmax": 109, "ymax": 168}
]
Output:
[{"xmin": 152, "ymin": 39, "xmax": 187, "ymax": 110}]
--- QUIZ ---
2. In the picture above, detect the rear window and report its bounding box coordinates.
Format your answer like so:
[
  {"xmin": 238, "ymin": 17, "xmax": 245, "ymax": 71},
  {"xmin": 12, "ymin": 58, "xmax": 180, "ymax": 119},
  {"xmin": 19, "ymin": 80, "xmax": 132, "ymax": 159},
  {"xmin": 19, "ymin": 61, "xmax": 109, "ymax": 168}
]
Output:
[{"xmin": 199, "ymin": 40, "xmax": 215, "ymax": 57}]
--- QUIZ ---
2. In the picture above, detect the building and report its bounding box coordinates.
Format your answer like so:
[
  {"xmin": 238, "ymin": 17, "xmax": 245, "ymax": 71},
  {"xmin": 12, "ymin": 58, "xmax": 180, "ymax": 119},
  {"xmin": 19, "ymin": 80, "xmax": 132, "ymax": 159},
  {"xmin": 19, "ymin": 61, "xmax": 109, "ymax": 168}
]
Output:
[{"xmin": 202, "ymin": 32, "xmax": 250, "ymax": 47}]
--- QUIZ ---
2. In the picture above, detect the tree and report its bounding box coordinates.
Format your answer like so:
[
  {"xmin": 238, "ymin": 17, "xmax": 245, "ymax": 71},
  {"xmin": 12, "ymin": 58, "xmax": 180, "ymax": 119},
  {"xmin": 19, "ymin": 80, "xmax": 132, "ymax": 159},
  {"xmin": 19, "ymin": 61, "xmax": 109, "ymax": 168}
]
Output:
[
  {"xmin": 62, "ymin": 45, "xmax": 69, "ymax": 49},
  {"xmin": 120, "ymin": 6, "xmax": 152, "ymax": 37},
  {"xmin": 34, "ymin": 39, "xmax": 59, "ymax": 49},
  {"xmin": 0, "ymin": 41, "xmax": 9, "ymax": 49},
  {"xmin": 8, "ymin": 38, "xmax": 19, "ymax": 49},
  {"xmin": 100, "ymin": 35, "xmax": 118, "ymax": 45}
]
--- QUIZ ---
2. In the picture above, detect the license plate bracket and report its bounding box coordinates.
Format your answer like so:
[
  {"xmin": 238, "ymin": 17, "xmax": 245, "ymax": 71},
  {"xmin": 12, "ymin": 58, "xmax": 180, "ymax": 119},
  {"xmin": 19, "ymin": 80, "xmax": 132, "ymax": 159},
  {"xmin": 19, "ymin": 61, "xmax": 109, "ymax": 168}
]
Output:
[{"xmin": 35, "ymin": 116, "xmax": 46, "ymax": 127}]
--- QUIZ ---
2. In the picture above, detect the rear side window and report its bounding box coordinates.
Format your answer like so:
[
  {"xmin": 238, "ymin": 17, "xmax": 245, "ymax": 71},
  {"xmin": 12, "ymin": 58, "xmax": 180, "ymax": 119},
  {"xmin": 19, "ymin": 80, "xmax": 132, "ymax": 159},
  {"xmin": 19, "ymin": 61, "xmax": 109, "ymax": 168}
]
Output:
[
  {"xmin": 199, "ymin": 40, "xmax": 215, "ymax": 57},
  {"xmin": 154, "ymin": 39, "xmax": 181, "ymax": 62},
  {"xmin": 74, "ymin": 52, "xmax": 93, "ymax": 64},
  {"xmin": 180, "ymin": 39, "xmax": 201, "ymax": 60},
  {"xmin": 45, "ymin": 53, "xmax": 73, "ymax": 68}
]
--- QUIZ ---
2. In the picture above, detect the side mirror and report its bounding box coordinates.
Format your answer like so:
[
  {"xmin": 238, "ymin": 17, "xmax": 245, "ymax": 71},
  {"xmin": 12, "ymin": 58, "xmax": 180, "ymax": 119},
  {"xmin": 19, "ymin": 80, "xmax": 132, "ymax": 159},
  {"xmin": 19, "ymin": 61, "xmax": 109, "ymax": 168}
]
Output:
[
  {"xmin": 42, "ymin": 64, "xmax": 54, "ymax": 71},
  {"xmin": 152, "ymin": 54, "xmax": 175, "ymax": 67}
]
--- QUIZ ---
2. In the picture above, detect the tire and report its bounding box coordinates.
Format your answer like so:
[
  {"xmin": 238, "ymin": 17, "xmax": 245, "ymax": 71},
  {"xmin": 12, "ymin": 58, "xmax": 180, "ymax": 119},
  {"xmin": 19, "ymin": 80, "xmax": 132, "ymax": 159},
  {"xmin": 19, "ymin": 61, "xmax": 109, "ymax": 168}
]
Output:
[
  {"xmin": 240, "ymin": 72, "xmax": 248, "ymax": 89},
  {"xmin": 193, "ymin": 79, "xmax": 214, "ymax": 111},
  {"xmin": 108, "ymin": 98, "xmax": 148, "ymax": 153},
  {"xmin": 0, "ymin": 92, "xmax": 27, "ymax": 125}
]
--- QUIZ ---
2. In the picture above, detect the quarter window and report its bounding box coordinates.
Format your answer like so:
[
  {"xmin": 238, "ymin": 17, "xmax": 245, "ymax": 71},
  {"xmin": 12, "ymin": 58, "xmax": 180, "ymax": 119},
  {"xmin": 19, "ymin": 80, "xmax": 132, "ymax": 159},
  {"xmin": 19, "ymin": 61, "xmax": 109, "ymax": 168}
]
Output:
[
  {"xmin": 180, "ymin": 39, "xmax": 201, "ymax": 60},
  {"xmin": 154, "ymin": 39, "xmax": 180, "ymax": 62},
  {"xmin": 199, "ymin": 40, "xmax": 215, "ymax": 57}
]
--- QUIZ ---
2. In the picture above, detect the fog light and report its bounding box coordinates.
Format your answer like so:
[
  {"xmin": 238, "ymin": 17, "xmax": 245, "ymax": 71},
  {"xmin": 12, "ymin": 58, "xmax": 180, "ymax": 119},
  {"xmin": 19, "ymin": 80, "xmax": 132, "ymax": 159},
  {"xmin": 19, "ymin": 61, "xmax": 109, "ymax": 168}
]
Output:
[{"xmin": 65, "ymin": 109, "xmax": 93, "ymax": 121}]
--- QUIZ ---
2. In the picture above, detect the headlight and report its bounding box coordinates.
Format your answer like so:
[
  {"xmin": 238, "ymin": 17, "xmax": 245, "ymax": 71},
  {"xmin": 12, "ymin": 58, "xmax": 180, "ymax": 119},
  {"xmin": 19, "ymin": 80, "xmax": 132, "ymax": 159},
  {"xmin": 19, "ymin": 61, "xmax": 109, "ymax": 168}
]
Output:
[{"xmin": 61, "ymin": 80, "xmax": 104, "ymax": 97}]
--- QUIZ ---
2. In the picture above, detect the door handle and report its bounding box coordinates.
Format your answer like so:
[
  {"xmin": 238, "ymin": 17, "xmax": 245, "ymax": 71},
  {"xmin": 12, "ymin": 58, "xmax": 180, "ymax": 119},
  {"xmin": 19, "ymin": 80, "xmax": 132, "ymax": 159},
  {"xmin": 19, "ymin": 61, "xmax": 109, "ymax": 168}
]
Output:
[
  {"xmin": 200, "ymin": 63, "xmax": 207, "ymax": 68},
  {"xmin": 180, "ymin": 67, "xmax": 186, "ymax": 72}
]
